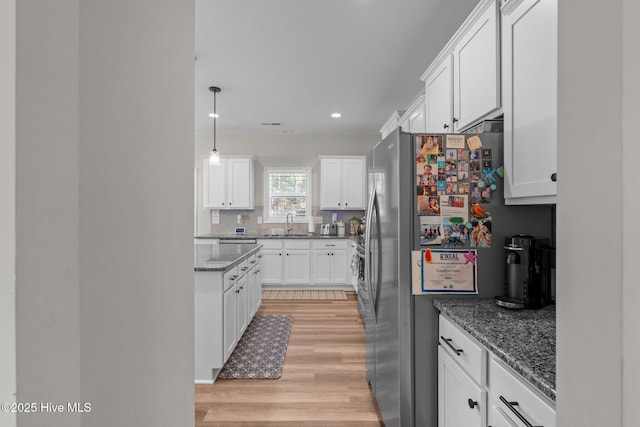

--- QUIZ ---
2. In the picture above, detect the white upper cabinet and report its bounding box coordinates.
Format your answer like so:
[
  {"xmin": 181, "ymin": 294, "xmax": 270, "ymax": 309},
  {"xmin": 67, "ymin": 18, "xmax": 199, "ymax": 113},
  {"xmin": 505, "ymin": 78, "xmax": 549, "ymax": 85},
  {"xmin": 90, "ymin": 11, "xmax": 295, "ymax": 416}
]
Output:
[
  {"xmin": 502, "ymin": 0, "xmax": 557, "ymax": 204},
  {"xmin": 424, "ymin": 56, "xmax": 453, "ymax": 133},
  {"xmin": 203, "ymin": 156, "xmax": 255, "ymax": 210},
  {"xmin": 320, "ymin": 156, "xmax": 366, "ymax": 210},
  {"xmin": 421, "ymin": 0, "xmax": 501, "ymax": 133},
  {"xmin": 399, "ymin": 95, "xmax": 426, "ymax": 134},
  {"xmin": 452, "ymin": 0, "xmax": 501, "ymax": 132}
]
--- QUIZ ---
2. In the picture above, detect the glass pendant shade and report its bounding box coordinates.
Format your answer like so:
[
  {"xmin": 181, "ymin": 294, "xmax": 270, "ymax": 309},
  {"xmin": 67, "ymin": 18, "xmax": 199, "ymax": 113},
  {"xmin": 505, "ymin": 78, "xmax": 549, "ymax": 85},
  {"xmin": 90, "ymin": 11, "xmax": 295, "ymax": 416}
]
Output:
[{"xmin": 209, "ymin": 148, "xmax": 220, "ymax": 166}]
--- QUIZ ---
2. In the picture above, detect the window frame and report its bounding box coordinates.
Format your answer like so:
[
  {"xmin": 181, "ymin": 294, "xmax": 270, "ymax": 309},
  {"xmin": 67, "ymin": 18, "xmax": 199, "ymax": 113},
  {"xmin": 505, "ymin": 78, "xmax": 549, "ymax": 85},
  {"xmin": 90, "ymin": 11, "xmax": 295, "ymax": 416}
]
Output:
[{"xmin": 263, "ymin": 167, "xmax": 312, "ymax": 224}]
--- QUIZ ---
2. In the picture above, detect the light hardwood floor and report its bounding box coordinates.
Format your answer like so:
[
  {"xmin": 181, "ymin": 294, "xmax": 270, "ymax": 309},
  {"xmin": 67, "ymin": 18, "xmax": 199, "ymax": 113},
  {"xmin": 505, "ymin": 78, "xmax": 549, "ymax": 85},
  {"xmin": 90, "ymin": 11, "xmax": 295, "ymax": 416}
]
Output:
[{"xmin": 195, "ymin": 291, "xmax": 384, "ymax": 427}]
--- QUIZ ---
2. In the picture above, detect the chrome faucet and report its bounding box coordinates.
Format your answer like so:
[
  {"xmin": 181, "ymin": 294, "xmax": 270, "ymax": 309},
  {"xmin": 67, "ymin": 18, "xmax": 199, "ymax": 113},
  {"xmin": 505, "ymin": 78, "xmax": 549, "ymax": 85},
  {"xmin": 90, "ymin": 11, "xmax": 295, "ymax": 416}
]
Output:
[{"xmin": 286, "ymin": 212, "xmax": 294, "ymax": 236}]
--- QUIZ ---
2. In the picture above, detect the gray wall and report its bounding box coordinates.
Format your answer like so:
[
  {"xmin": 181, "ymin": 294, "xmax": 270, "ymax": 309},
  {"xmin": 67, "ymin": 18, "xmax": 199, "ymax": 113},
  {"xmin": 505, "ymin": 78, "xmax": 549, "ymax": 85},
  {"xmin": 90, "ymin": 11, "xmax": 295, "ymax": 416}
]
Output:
[
  {"xmin": 1, "ymin": 0, "xmax": 16, "ymax": 424},
  {"xmin": 557, "ymin": 0, "xmax": 639, "ymax": 426},
  {"xmin": 15, "ymin": 1, "xmax": 195, "ymax": 427},
  {"xmin": 194, "ymin": 133, "xmax": 378, "ymax": 235}
]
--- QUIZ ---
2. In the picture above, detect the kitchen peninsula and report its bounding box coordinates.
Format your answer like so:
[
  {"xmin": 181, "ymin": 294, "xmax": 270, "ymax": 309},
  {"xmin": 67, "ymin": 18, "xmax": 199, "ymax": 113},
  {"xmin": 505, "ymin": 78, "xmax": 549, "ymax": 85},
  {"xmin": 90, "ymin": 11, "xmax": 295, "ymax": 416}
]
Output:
[{"xmin": 194, "ymin": 241, "xmax": 263, "ymax": 383}]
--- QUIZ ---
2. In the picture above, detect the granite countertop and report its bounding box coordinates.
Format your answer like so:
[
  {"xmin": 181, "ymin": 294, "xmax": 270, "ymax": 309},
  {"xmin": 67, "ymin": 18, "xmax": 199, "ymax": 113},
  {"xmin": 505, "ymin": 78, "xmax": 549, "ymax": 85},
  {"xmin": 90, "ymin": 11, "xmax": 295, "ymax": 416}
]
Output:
[
  {"xmin": 194, "ymin": 242, "xmax": 262, "ymax": 271},
  {"xmin": 195, "ymin": 233, "xmax": 353, "ymax": 240},
  {"xmin": 433, "ymin": 298, "xmax": 556, "ymax": 402}
]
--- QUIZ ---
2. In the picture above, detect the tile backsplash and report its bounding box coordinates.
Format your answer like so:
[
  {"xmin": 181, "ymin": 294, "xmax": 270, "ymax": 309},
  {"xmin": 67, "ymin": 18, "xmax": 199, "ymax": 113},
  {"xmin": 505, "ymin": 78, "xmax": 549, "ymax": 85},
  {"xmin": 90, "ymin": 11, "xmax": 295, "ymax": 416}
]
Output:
[{"xmin": 207, "ymin": 206, "xmax": 365, "ymax": 235}]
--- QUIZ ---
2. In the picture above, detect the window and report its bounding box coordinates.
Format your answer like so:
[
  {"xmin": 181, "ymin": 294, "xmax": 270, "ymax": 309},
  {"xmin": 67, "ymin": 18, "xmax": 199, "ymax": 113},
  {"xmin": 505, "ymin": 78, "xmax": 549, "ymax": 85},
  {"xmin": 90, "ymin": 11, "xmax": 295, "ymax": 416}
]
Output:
[{"xmin": 264, "ymin": 167, "xmax": 312, "ymax": 223}]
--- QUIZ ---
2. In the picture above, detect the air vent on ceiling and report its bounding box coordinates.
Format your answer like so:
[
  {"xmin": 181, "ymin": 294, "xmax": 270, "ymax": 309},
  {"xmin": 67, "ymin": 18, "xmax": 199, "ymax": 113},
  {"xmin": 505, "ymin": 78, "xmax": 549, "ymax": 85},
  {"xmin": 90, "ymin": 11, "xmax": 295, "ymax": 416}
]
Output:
[{"xmin": 261, "ymin": 122, "xmax": 282, "ymax": 126}]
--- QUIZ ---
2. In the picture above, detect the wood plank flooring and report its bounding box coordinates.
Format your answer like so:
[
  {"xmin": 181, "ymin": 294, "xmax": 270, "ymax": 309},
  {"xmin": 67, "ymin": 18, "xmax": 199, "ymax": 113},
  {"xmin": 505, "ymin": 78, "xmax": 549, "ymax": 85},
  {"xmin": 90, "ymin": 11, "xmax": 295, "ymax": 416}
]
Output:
[{"xmin": 195, "ymin": 292, "xmax": 384, "ymax": 427}]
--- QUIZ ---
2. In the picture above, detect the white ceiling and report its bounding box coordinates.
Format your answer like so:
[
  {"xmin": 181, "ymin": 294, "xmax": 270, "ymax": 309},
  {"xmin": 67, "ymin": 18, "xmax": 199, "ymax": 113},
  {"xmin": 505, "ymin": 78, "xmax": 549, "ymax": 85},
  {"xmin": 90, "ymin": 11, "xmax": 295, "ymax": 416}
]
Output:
[{"xmin": 195, "ymin": 0, "xmax": 479, "ymax": 136}]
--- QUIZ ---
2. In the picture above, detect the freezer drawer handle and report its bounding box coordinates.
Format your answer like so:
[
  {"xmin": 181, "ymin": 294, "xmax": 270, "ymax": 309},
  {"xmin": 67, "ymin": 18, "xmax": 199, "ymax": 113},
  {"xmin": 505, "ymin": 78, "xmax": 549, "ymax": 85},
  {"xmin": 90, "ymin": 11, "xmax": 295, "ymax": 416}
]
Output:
[
  {"xmin": 551, "ymin": 173, "xmax": 557, "ymax": 182},
  {"xmin": 499, "ymin": 396, "xmax": 542, "ymax": 427},
  {"xmin": 440, "ymin": 336, "xmax": 463, "ymax": 356},
  {"xmin": 467, "ymin": 398, "xmax": 478, "ymax": 409}
]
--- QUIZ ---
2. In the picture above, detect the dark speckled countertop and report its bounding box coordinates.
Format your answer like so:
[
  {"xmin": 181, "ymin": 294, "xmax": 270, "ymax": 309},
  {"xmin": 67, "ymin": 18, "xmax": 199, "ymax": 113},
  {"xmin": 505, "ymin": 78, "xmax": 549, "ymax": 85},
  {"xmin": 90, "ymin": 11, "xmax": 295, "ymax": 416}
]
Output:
[
  {"xmin": 433, "ymin": 298, "xmax": 556, "ymax": 402},
  {"xmin": 194, "ymin": 242, "xmax": 261, "ymax": 271}
]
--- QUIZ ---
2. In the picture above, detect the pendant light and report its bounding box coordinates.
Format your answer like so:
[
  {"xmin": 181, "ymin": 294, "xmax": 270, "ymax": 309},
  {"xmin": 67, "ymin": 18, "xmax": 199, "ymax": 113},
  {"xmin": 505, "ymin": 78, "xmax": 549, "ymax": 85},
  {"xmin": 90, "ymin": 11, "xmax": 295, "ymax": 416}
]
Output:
[{"xmin": 208, "ymin": 86, "xmax": 221, "ymax": 166}]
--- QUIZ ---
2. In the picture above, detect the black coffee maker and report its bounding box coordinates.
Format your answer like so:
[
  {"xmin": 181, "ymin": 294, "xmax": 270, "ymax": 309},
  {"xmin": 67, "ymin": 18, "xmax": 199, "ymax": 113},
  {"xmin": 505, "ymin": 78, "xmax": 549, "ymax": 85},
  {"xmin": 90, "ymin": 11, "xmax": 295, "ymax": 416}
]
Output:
[{"xmin": 496, "ymin": 234, "xmax": 552, "ymax": 309}]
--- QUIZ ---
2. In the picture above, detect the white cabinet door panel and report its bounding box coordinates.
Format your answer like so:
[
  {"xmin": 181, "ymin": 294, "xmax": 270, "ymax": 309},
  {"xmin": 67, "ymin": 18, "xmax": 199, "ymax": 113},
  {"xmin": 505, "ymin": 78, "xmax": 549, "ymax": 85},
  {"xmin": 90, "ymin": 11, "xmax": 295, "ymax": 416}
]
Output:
[
  {"xmin": 204, "ymin": 160, "xmax": 226, "ymax": 209},
  {"xmin": 425, "ymin": 57, "xmax": 453, "ymax": 133},
  {"xmin": 453, "ymin": 0, "xmax": 500, "ymax": 131},
  {"xmin": 438, "ymin": 347, "xmax": 485, "ymax": 427},
  {"xmin": 343, "ymin": 158, "xmax": 365, "ymax": 209},
  {"xmin": 503, "ymin": 0, "xmax": 557, "ymax": 202},
  {"xmin": 284, "ymin": 251, "xmax": 310, "ymax": 284}
]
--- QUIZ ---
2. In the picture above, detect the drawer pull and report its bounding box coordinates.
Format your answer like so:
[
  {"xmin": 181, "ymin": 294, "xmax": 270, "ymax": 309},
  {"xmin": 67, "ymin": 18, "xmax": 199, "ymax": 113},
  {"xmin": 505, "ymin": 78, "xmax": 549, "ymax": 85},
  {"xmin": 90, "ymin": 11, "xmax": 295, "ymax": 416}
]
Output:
[
  {"xmin": 440, "ymin": 336, "xmax": 464, "ymax": 356},
  {"xmin": 467, "ymin": 398, "xmax": 478, "ymax": 409},
  {"xmin": 326, "ymin": 244, "xmax": 336, "ymax": 247},
  {"xmin": 241, "ymin": 267, "xmax": 248, "ymax": 271},
  {"xmin": 499, "ymin": 396, "xmax": 542, "ymax": 427}
]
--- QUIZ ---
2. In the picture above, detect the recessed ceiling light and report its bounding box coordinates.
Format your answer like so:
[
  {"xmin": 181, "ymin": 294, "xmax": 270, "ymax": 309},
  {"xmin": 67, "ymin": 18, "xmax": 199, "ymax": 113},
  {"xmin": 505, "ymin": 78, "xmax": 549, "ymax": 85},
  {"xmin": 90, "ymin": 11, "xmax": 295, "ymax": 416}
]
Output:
[
  {"xmin": 282, "ymin": 130, "xmax": 292, "ymax": 134},
  {"xmin": 331, "ymin": 113, "xmax": 342, "ymax": 118},
  {"xmin": 208, "ymin": 113, "xmax": 219, "ymax": 118}
]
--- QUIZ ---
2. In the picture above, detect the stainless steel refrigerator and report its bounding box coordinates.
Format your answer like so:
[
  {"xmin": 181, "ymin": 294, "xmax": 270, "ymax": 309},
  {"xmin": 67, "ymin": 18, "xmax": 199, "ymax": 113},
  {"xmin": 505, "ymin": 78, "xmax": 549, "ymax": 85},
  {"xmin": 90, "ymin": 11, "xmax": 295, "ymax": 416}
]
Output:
[{"xmin": 362, "ymin": 122, "xmax": 553, "ymax": 426}]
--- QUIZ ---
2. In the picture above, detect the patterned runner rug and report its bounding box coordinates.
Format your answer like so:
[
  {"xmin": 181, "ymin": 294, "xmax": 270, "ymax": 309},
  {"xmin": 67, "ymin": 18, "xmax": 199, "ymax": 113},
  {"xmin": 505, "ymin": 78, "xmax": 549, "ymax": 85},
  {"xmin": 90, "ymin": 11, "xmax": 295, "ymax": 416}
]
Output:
[
  {"xmin": 218, "ymin": 314, "xmax": 293, "ymax": 379},
  {"xmin": 262, "ymin": 290, "xmax": 347, "ymax": 300}
]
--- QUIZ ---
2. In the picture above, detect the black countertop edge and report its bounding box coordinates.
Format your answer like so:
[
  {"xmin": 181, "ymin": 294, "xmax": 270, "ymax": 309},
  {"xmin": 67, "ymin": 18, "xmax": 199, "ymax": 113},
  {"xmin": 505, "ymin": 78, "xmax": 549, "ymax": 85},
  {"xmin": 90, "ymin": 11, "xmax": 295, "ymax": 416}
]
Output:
[
  {"xmin": 194, "ymin": 243, "xmax": 262, "ymax": 272},
  {"xmin": 433, "ymin": 298, "xmax": 556, "ymax": 403}
]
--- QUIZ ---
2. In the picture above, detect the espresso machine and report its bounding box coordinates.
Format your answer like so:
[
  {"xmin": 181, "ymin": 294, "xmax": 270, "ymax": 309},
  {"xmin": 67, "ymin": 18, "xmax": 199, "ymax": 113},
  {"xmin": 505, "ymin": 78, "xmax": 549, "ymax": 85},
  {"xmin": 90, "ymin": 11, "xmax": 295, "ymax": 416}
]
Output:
[{"xmin": 496, "ymin": 234, "xmax": 552, "ymax": 309}]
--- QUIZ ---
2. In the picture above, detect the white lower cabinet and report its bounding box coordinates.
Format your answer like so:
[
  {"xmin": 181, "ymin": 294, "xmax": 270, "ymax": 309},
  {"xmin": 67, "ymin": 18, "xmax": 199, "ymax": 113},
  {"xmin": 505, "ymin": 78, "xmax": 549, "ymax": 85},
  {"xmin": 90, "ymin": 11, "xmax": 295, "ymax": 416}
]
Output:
[
  {"xmin": 258, "ymin": 238, "xmax": 350, "ymax": 287},
  {"xmin": 311, "ymin": 240, "xmax": 349, "ymax": 285},
  {"xmin": 438, "ymin": 314, "xmax": 556, "ymax": 427},
  {"xmin": 438, "ymin": 315, "xmax": 487, "ymax": 427},
  {"xmin": 438, "ymin": 347, "xmax": 486, "ymax": 427},
  {"xmin": 487, "ymin": 357, "xmax": 556, "ymax": 427},
  {"xmin": 260, "ymin": 240, "xmax": 284, "ymax": 284},
  {"xmin": 283, "ymin": 240, "xmax": 311, "ymax": 284},
  {"xmin": 222, "ymin": 279, "xmax": 238, "ymax": 362}
]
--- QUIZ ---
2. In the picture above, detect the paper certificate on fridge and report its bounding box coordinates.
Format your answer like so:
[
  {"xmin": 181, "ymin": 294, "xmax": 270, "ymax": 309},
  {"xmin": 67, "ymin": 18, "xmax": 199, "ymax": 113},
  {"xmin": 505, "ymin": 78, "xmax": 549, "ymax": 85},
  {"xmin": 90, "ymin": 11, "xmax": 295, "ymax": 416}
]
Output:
[{"xmin": 412, "ymin": 249, "xmax": 478, "ymax": 295}]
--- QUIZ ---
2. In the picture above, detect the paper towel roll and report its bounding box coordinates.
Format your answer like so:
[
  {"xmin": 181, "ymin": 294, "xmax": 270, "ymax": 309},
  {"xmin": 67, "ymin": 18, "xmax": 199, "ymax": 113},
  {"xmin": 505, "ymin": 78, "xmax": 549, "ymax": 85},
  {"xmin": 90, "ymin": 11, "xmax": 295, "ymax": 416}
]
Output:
[{"xmin": 307, "ymin": 216, "xmax": 315, "ymax": 234}]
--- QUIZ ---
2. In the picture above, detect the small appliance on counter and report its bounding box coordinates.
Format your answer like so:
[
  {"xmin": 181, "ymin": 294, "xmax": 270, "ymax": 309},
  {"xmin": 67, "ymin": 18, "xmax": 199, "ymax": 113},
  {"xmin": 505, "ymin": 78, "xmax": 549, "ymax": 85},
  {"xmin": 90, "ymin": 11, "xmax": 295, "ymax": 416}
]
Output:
[
  {"xmin": 337, "ymin": 222, "xmax": 345, "ymax": 237},
  {"xmin": 496, "ymin": 234, "xmax": 553, "ymax": 309},
  {"xmin": 320, "ymin": 223, "xmax": 337, "ymax": 236}
]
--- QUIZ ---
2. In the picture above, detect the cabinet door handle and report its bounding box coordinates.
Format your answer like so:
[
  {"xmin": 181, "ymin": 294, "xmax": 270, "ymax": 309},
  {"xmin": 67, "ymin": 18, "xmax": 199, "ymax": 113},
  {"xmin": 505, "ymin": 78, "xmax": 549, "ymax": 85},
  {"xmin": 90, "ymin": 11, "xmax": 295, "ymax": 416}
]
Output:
[
  {"xmin": 278, "ymin": 253, "xmax": 282, "ymax": 256},
  {"xmin": 286, "ymin": 253, "xmax": 289, "ymax": 256},
  {"xmin": 467, "ymin": 398, "xmax": 478, "ymax": 409},
  {"xmin": 551, "ymin": 173, "xmax": 557, "ymax": 182},
  {"xmin": 499, "ymin": 396, "xmax": 542, "ymax": 427},
  {"xmin": 440, "ymin": 336, "xmax": 464, "ymax": 355},
  {"xmin": 241, "ymin": 267, "xmax": 248, "ymax": 271},
  {"xmin": 229, "ymin": 275, "xmax": 238, "ymax": 281},
  {"xmin": 443, "ymin": 124, "xmax": 449, "ymax": 129},
  {"xmin": 257, "ymin": 254, "xmax": 263, "ymax": 258},
  {"xmin": 453, "ymin": 117, "xmax": 458, "ymax": 123},
  {"xmin": 345, "ymin": 203, "xmax": 348, "ymax": 206},
  {"xmin": 250, "ymin": 260, "xmax": 256, "ymax": 264},
  {"xmin": 235, "ymin": 289, "xmax": 240, "ymax": 294}
]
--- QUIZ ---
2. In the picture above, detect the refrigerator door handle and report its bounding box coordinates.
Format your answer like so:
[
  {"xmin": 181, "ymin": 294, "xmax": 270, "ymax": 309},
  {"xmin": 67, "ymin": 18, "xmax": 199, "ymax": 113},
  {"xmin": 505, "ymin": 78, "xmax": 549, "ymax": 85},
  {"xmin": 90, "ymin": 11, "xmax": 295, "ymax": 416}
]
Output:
[{"xmin": 364, "ymin": 188, "xmax": 379, "ymax": 323}]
